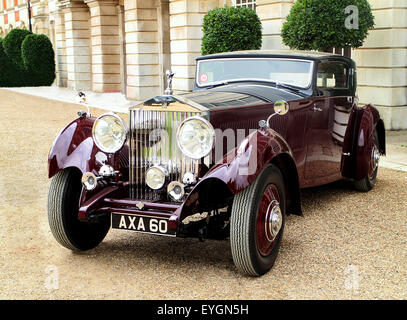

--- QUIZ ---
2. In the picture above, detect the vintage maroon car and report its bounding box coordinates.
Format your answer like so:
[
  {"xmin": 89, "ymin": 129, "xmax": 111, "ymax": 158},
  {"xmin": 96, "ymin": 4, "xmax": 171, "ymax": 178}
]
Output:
[{"xmin": 47, "ymin": 50, "xmax": 385, "ymax": 276}]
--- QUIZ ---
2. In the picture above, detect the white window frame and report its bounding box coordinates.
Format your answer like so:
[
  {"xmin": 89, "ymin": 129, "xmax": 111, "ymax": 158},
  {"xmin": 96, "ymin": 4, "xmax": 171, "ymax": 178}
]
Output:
[{"xmin": 233, "ymin": 0, "xmax": 256, "ymax": 11}]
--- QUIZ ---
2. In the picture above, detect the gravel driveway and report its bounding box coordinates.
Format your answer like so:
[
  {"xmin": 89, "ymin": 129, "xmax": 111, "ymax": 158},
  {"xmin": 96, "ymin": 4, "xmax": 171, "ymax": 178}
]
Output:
[{"xmin": 0, "ymin": 89, "xmax": 406, "ymax": 300}]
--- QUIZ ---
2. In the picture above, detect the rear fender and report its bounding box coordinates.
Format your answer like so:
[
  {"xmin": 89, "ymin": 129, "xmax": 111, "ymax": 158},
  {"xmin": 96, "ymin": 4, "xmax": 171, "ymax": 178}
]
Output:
[
  {"xmin": 177, "ymin": 128, "xmax": 302, "ymax": 224},
  {"xmin": 342, "ymin": 104, "xmax": 385, "ymax": 180},
  {"xmin": 354, "ymin": 105, "xmax": 385, "ymax": 180}
]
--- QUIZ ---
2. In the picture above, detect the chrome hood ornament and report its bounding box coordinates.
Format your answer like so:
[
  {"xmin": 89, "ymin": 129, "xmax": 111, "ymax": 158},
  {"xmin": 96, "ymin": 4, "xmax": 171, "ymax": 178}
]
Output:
[{"xmin": 164, "ymin": 70, "xmax": 175, "ymax": 96}]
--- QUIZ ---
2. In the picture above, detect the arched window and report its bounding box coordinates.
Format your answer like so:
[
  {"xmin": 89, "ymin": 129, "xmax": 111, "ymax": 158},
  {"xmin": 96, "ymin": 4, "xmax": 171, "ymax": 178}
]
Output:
[{"xmin": 233, "ymin": 0, "xmax": 256, "ymax": 11}]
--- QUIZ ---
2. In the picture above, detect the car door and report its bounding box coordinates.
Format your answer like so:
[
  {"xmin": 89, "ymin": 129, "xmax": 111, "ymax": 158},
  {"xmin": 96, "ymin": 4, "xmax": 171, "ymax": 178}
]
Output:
[{"xmin": 304, "ymin": 60, "xmax": 353, "ymax": 185}]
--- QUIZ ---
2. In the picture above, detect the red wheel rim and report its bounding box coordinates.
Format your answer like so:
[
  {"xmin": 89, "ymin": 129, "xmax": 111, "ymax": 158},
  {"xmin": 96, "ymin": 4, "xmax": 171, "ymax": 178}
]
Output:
[{"xmin": 256, "ymin": 184, "xmax": 282, "ymax": 257}]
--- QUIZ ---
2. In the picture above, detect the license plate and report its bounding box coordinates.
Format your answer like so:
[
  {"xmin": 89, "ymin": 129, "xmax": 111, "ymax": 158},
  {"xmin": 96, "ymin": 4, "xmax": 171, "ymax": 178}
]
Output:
[{"xmin": 111, "ymin": 213, "xmax": 176, "ymax": 237}]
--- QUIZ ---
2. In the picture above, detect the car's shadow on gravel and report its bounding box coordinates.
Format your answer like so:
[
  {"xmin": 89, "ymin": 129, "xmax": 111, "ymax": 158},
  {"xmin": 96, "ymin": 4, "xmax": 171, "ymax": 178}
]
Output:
[
  {"xmin": 72, "ymin": 232, "xmax": 236, "ymax": 275},
  {"xmin": 300, "ymin": 179, "xmax": 355, "ymax": 210}
]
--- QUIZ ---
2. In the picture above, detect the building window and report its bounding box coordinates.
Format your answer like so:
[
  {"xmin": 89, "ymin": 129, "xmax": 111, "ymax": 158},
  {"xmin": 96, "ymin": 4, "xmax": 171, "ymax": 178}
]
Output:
[{"xmin": 233, "ymin": 0, "xmax": 256, "ymax": 11}]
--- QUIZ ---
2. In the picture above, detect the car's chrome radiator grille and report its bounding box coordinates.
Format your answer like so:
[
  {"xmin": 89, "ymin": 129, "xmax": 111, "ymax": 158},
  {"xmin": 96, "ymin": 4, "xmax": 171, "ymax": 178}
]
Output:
[{"xmin": 129, "ymin": 109, "xmax": 199, "ymax": 200}]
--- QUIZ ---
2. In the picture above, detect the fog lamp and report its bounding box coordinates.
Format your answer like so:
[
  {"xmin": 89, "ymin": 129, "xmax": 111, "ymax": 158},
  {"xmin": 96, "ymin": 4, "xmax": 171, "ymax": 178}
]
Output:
[{"xmin": 146, "ymin": 166, "xmax": 167, "ymax": 190}]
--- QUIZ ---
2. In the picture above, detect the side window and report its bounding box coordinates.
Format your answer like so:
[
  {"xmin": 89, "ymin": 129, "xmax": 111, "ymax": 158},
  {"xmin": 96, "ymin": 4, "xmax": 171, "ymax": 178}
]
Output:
[{"xmin": 317, "ymin": 61, "xmax": 349, "ymax": 90}]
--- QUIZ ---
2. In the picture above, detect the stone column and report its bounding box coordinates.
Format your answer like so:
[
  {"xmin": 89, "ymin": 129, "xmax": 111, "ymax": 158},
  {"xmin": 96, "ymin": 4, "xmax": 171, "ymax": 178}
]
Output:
[
  {"xmin": 54, "ymin": 6, "xmax": 67, "ymax": 87},
  {"xmin": 158, "ymin": 0, "xmax": 171, "ymax": 93},
  {"xmin": 169, "ymin": 0, "xmax": 218, "ymax": 93},
  {"xmin": 33, "ymin": 1, "xmax": 50, "ymax": 36},
  {"xmin": 124, "ymin": 0, "xmax": 160, "ymax": 100},
  {"xmin": 61, "ymin": 0, "xmax": 92, "ymax": 91},
  {"xmin": 257, "ymin": 0, "xmax": 294, "ymax": 50},
  {"xmin": 353, "ymin": 0, "xmax": 407, "ymax": 130},
  {"xmin": 117, "ymin": 4, "xmax": 127, "ymax": 94},
  {"xmin": 86, "ymin": 0, "xmax": 121, "ymax": 92}
]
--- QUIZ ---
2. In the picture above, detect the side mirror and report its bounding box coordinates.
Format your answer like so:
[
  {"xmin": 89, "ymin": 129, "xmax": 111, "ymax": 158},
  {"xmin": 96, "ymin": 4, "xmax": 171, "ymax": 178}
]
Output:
[
  {"xmin": 273, "ymin": 100, "xmax": 289, "ymax": 115},
  {"xmin": 259, "ymin": 100, "xmax": 289, "ymax": 128}
]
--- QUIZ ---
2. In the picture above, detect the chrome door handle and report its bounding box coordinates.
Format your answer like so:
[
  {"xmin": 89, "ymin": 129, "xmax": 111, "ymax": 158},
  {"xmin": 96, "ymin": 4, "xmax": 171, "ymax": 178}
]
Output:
[{"xmin": 313, "ymin": 106, "xmax": 322, "ymax": 112}]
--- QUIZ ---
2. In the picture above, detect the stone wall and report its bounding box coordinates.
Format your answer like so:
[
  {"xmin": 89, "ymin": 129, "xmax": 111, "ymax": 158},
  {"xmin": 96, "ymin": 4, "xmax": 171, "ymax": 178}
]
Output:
[
  {"xmin": 87, "ymin": 0, "xmax": 121, "ymax": 92},
  {"xmin": 123, "ymin": 0, "xmax": 160, "ymax": 100},
  {"xmin": 169, "ymin": 0, "xmax": 225, "ymax": 94},
  {"xmin": 257, "ymin": 0, "xmax": 293, "ymax": 50},
  {"xmin": 353, "ymin": 0, "xmax": 407, "ymax": 130}
]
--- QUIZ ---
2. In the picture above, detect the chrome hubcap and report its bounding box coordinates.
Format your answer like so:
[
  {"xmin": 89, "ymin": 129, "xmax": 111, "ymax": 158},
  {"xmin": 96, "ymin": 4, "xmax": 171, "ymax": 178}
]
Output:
[
  {"xmin": 265, "ymin": 200, "xmax": 282, "ymax": 242},
  {"xmin": 371, "ymin": 145, "xmax": 380, "ymax": 173}
]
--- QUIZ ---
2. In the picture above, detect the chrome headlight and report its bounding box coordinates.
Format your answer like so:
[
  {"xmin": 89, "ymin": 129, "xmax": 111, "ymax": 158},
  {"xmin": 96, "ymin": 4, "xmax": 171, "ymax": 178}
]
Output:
[
  {"xmin": 92, "ymin": 113, "xmax": 127, "ymax": 153},
  {"xmin": 176, "ymin": 116, "xmax": 215, "ymax": 159}
]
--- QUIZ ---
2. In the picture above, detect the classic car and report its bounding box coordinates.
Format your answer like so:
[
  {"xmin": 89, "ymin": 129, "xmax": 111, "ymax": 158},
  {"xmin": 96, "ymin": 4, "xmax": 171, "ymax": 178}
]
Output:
[{"xmin": 47, "ymin": 50, "xmax": 386, "ymax": 276}]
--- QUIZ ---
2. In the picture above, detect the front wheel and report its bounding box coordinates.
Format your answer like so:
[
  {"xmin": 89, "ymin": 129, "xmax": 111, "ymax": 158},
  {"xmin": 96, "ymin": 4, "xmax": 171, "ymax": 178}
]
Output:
[
  {"xmin": 230, "ymin": 164, "xmax": 286, "ymax": 276},
  {"xmin": 47, "ymin": 168, "xmax": 110, "ymax": 251}
]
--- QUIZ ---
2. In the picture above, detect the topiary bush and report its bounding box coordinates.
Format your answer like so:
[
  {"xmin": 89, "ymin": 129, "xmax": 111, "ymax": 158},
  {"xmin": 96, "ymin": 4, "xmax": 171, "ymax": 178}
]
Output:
[
  {"xmin": 22, "ymin": 34, "xmax": 56, "ymax": 86},
  {"xmin": 2, "ymin": 28, "xmax": 31, "ymax": 65},
  {"xmin": 0, "ymin": 38, "xmax": 28, "ymax": 87},
  {"xmin": 201, "ymin": 6, "xmax": 262, "ymax": 56},
  {"xmin": 0, "ymin": 31, "xmax": 55, "ymax": 87},
  {"xmin": 0, "ymin": 38, "xmax": 9, "ymax": 87},
  {"xmin": 281, "ymin": 0, "xmax": 375, "ymax": 51}
]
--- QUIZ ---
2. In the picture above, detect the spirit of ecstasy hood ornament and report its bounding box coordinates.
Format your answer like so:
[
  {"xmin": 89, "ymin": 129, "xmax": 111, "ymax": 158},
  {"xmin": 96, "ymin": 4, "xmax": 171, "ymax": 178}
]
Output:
[{"xmin": 164, "ymin": 70, "xmax": 175, "ymax": 96}]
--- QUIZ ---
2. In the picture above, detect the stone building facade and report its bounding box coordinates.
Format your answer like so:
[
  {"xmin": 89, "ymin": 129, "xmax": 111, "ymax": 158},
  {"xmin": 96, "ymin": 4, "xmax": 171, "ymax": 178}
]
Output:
[{"xmin": 0, "ymin": 0, "xmax": 406, "ymax": 129}]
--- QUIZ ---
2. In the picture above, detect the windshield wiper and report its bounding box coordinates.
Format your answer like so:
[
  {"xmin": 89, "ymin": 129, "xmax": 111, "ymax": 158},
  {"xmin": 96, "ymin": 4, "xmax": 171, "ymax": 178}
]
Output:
[
  {"xmin": 271, "ymin": 81, "xmax": 301, "ymax": 93},
  {"xmin": 203, "ymin": 80, "xmax": 229, "ymax": 89},
  {"xmin": 203, "ymin": 78, "xmax": 305, "ymax": 95}
]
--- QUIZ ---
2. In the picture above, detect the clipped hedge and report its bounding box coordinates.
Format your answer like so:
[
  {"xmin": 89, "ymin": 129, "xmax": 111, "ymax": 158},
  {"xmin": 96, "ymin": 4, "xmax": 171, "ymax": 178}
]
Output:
[
  {"xmin": 0, "ymin": 39, "xmax": 9, "ymax": 87},
  {"xmin": 22, "ymin": 34, "xmax": 56, "ymax": 86},
  {"xmin": 281, "ymin": 0, "xmax": 375, "ymax": 51},
  {"xmin": 2, "ymin": 29, "xmax": 31, "ymax": 65},
  {"xmin": 0, "ymin": 30, "xmax": 55, "ymax": 87},
  {"xmin": 0, "ymin": 38, "xmax": 28, "ymax": 87},
  {"xmin": 201, "ymin": 6, "xmax": 262, "ymax": 56}
]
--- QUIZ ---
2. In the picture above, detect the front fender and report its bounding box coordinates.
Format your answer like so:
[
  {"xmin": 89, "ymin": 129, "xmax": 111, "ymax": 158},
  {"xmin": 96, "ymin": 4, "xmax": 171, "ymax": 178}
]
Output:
[
  {"xmin": 177, "ymin": 128, "xmax": 302, "ymax": 224},
  {"xmin": 204, "ymin": 128, "xmax": 294, "ymax": 193},
  {"xmin": 48, "ymin": 116, "xmax": 129, "ymax": 179}
]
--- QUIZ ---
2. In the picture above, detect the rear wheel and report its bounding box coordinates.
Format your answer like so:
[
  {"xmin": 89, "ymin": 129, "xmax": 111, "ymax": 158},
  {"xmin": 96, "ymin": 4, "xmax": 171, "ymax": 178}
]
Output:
[
  {"xmin": 230, "ymin": 164, "xmax": 286, "ymax": 276},
  {"xmin": 47, "ymin": 168, "xmax": 110, "ymax": 251},
  {"xmin": 355, "ymin": 130, "xmax": 380, "ymax": 192}
]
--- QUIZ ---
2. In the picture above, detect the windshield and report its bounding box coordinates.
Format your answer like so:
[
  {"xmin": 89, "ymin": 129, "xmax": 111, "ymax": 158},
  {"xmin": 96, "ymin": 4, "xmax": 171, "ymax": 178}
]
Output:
[{"xmin": 196, "ymin": 58, "xmax": 313, "ymax": 89}]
